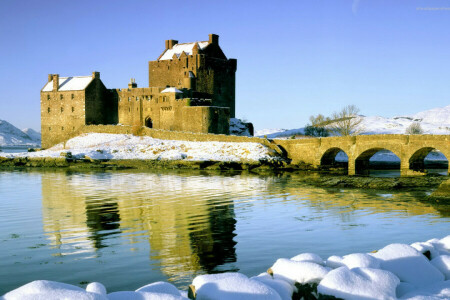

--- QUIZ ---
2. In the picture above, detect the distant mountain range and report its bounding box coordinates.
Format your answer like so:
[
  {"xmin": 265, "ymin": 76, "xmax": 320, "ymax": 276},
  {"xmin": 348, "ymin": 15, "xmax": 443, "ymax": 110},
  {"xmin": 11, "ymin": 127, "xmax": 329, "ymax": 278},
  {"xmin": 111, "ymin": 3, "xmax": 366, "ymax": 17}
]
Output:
[
  {"xmin": 0, "ymin": 120, "xmax": 41, "ymax": 148},
  {"xmin": 256, "ymin": 105, "xmax": 450, "ymax": 138}
]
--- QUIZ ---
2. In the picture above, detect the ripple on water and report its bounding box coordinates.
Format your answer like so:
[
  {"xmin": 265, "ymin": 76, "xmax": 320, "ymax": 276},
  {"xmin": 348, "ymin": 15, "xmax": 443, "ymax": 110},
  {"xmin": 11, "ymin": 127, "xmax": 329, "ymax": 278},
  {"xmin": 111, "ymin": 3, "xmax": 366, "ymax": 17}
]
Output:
[{"xmin": 0, "ymin": 169, "xmax": 448, "ymax": 294}]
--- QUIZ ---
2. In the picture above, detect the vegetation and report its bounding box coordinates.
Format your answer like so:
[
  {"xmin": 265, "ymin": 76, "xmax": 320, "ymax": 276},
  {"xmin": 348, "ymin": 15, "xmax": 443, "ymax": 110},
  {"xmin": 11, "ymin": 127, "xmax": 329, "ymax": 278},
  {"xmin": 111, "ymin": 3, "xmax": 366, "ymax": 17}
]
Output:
[
  {"xmin": 305, "ymin": 105, "xmax": 363, "ymax": 137},
  {"xmin": 328, "ymin": 105, "xmax": 364, "ymax": 136},
  {"xmin": 405, "ymin": 122, "xmax": 424, "ymax": 134},
  {"xmin": 304, "ymin": 114, "xmax": 330, "ymax": 137}
]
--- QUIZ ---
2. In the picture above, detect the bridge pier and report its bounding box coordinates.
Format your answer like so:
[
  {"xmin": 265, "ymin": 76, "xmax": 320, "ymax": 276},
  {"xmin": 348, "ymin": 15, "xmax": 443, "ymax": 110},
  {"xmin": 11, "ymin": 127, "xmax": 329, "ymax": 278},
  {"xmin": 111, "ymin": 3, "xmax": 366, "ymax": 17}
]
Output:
[{"xmin": 348, "ymin": 160, "xmax": 355, "ymax": 176}]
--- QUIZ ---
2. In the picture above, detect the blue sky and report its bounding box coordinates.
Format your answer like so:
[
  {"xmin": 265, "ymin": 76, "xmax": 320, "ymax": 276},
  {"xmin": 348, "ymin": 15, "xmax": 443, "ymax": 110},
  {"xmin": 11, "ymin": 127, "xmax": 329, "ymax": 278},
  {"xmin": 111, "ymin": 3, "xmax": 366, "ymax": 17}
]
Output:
[{"xmin": 1, "ymin": 0, "xmax": 449, "ymax": 131}]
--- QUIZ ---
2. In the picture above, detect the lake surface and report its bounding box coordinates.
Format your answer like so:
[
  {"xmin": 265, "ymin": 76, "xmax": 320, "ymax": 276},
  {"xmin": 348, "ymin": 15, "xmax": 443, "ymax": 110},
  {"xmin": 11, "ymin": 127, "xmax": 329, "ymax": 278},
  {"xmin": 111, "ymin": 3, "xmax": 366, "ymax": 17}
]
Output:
[{"xmin": 0, "ymin": 169, "xmax": 448, "ymax": 294}]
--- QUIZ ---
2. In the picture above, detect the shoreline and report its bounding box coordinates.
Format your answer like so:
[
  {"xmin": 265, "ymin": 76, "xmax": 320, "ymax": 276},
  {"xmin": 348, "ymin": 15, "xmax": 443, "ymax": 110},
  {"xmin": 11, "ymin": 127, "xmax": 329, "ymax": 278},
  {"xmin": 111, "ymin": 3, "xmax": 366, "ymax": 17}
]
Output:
[
  {"xmin": 0, "ymin": 156, "xmax": 448, "ymax": 198},
  {"xmin": 3, "ymin": 235, "xmax": 450, "ymax": 299}
]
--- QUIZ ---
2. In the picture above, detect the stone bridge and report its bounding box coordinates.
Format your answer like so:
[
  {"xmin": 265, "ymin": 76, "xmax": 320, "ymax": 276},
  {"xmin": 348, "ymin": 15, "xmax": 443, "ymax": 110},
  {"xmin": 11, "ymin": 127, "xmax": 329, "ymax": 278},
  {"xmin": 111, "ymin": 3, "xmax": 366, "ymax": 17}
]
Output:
[{"xmin": 274, "ymin": 134, "xmax": 449, "ymax": 176}]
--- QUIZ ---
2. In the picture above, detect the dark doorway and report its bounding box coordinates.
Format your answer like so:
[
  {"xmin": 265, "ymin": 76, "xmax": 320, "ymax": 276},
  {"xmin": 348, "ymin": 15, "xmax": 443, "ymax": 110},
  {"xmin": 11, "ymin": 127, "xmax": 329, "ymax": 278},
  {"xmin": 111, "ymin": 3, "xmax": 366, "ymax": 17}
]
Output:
[{"xmin": 145, "ymin": 117, "xmax": 153, "ymax": 128}]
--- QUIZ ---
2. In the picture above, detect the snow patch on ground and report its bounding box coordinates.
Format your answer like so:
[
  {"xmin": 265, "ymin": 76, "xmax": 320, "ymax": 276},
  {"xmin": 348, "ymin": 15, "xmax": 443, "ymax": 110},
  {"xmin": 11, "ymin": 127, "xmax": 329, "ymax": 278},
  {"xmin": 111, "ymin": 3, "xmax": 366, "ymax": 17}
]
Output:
[{"xmin": 0, "ymin": 133, "xmax": 280, "ymax": 163}]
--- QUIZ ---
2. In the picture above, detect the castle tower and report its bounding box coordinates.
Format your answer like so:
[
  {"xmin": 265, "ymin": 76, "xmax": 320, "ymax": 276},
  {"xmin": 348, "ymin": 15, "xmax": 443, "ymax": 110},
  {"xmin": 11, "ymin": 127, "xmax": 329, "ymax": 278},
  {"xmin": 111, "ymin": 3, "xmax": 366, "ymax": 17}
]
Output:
[{"xmin": 149, "ymin": 34, "xmax": 237, "ymax": 117}]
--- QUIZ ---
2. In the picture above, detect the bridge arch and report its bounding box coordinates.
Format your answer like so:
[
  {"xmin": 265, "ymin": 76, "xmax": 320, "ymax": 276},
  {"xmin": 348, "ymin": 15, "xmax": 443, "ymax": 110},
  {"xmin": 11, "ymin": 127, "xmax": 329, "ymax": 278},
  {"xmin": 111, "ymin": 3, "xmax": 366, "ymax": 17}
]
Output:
[
  {"xmin": 354, "ymin": 147, "xmax": 401, "ymax": 175},
  {"xmin": 320, "ymin": 147, "xmax": 349, "ymax": 168},
  {"xmin": 409, "ymin": 147, "xmax": 449, "ymax": 175}
]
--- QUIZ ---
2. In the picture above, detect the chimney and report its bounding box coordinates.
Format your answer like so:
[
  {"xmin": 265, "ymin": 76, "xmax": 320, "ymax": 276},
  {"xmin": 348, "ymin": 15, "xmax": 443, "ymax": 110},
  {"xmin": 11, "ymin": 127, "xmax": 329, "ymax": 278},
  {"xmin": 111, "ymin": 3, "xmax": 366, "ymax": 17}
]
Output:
[
  {"xmin": 92, "ymin": 71, "xmax": 100, "ymax": 79},
  {"xmin": 128, "ymin": 78, "xmax": 137, "ymax": 89},
  {"xmin": 192, "ymin": 42, "xmax": 199, "ymax": 55},
  {"xmin": 48, "ymin": 74, "xmax": 53, "ymax": 82},
  {"xmin": 165, "ymin": 39, "xmax": 178, "ymax": 49},
  {"xmin": 52, "ymin": 74, "xmax": 59, "ymax": 91},
  {"xmin": 209, "ymin": 34, "xmax": 219, "ymax": 45}
]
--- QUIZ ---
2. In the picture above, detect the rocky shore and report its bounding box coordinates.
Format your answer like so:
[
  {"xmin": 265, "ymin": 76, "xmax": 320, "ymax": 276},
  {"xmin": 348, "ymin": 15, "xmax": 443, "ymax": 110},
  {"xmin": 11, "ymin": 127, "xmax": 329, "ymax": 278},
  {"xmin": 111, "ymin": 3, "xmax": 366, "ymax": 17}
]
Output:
[{"xmin": 2, "ymin": 236, "xmax": 449, "ymax": 300}]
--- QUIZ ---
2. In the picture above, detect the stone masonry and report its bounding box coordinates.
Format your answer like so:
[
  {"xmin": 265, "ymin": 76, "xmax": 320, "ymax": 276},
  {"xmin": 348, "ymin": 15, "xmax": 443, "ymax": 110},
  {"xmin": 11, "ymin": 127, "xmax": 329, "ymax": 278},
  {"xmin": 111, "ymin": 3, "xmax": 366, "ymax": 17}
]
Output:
[{"xmin": 41, "ymin": 34, "xmax": 235, "ymax": 148}]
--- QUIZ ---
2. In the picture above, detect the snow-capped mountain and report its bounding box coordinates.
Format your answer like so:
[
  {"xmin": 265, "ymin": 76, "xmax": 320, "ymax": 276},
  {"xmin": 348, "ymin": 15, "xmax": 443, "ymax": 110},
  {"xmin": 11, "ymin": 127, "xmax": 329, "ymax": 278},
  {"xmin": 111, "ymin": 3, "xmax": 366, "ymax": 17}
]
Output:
[
  {"xmin": 256, "ymin": 105, "xmax": 450, "ymax": 138},
  {"xmin": 0, "ymin": 120, "xmax": 41, "ymax": 147}
]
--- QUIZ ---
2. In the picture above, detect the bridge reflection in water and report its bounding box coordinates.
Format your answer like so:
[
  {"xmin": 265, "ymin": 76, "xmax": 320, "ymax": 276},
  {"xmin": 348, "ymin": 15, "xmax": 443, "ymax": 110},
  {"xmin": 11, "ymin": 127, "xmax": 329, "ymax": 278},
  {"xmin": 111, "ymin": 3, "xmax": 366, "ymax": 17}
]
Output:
[{"xmin": 276, "ymin": 134, "xmax": 449, "ymax": 176}]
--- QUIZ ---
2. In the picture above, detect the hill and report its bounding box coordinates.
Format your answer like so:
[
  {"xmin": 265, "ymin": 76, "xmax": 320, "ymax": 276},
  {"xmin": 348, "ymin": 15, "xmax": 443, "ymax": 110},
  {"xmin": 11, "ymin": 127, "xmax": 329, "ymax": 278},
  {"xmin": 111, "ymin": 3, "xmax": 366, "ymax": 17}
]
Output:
[
  {"xmin": 0, "ymin": 120, "xmax": 41, "ymax": 148},
  {"xmin": 256, "ymin": 105, "xmax": 450, "ymax": 138}
]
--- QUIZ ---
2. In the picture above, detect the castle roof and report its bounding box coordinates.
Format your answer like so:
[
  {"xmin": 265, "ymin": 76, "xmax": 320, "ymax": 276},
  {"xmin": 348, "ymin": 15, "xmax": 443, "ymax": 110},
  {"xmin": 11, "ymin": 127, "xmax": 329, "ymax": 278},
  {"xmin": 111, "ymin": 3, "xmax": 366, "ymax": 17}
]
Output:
[
  {"xmin": 161, "ymin": 87, "xmax": 183, "ymax": 93},
  {"xmin": 42, "ymin": 76, "xmax": 93, "ymax": 92},
  {"xmin": 159, "ymin": 41, "xmax": 209, "ymax": 61}
]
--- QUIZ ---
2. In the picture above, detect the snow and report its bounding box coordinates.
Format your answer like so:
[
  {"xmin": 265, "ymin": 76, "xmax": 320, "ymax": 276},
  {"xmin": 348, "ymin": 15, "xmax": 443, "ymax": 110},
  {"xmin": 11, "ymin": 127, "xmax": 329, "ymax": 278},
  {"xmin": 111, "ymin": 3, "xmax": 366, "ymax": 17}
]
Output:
[
  {"xmin": 135, "ymin": 282, "xmax": 182, "ymax": 295},
  {"xmin": 371, "ymin": 243, "xmax": 445, "ymax": 287},
  {"xmin": 22, "ymin": 128, "xmax": 41, "ymax": 144},
  {"xmin": 192, "ymin": 273, "xmax": 281, "ymax": 300},
  {"xmin": 270, "ymin": 258, "xmax": 331, "ymax": 285},
  {"xmin": 340, "ymin": 253, "xmax": 381, "ymax": 269},
  {"xmin": 431, "ymin": 256, "xmax": 450, "ymax": 280},
  {"xmin": 0, "ymin": 133, "xmax": 280, "ymax": 162},
  {"xmin": 317, "ymin": 266, "xmax": 400, "ymax": 300},
  {"xmin": 42, "ymin": 76, "xmax": 93, "ymax": 92},
  {"xmin": 256, "ymin": 104, "xmax": 450, "ymax": 138},
  {"xmin": 290, "ymin": 253, "xmax": 324, "ymax": 265},
  {"xmin": 161, "ymin": 87, "xmax": 183, "ymax": 93},
  {"xmin": 159, "ymin": 42, "xmax": 209, "ymax": 61},
  {"xmin": 2, "ymin": 235, "xmax": 450, "ymax": 299},
  {"xmin": 1, "ymin": 280, "xmax": 108, "ymax": 300},
  {"xmin": 250, "ymin": 273, "xmax": 294, "ymax": 300},
  {"xmin": 0, "ymin": 119, "xmax": 40, "ymax": 147}
]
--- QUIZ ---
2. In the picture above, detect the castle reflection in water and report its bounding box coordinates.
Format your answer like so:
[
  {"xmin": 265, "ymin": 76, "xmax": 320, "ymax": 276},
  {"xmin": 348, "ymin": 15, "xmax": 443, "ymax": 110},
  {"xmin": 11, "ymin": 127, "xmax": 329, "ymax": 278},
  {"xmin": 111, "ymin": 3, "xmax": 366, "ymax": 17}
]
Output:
[{"xmin": 39, "ymin": 170, "xmax": 447, "ymax": 284}]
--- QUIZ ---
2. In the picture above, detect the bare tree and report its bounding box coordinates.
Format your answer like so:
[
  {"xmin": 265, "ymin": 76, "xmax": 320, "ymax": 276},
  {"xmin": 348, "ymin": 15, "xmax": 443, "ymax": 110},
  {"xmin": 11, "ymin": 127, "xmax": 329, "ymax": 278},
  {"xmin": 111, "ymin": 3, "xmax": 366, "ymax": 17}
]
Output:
[
  {"xmin": 405, "ymin": 122, "xmax": 424, "ymax": 134},
  {"xmin": 328, "ymin": 105, "xmax": 364, "ymax": 136},
  {"xmin": 304, "ymin": 114, "xmax": 330, "ymax": 137}
]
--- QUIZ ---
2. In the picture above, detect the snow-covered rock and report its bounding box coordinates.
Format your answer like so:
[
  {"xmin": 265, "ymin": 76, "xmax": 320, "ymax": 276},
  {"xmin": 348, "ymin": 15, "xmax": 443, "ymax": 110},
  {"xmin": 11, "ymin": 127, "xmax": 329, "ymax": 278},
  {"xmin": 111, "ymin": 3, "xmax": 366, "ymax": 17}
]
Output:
[
  {"xmin": 250, "ymin": 273, "xmax": 294, "ymax": 300},
  {"xmin": 290, "ymin": 253, "xmax": 324, "ymax": 265},
  {"xmin": 135, "ymin": 282, "xmax": 182, "ymax": 296},
  {"xmin": 1, "ymin": 280, "xmax": 107, "ymax": 300},
  {"xmin": 317, "ymin": 267, "xmax": 400, "ymax": 300},
  {"xmin": 192, "ymin": 272, "xmax": 282, "ymax": 300},
  {"xmin": 371, "ymin": 243, "xmax": 445, "ymax": 287},
  {"xmin": 270, "ymin": 258, "xmax": 330, "ymax": 285}
]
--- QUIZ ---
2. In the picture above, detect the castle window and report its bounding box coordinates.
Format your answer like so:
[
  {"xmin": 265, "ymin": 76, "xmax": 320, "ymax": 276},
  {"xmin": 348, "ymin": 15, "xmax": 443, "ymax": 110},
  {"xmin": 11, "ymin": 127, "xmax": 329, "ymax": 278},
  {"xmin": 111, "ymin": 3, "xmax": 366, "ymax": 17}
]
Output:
[
  {"xmin": 61, "ymin": 107, "xmax": 64, "ymax": 113},
  {"xmin": 48, "ymin": 107, "xmax": 50, "ymax": 113},
  {"xmin": 136, "ymin": 96, "xmax": 139, "ymax": 101},
  {"xmin": 49, "ymin": 127, "xmax": 51, "ymax": 131},
  {"xmin": 61, "ymin": 126, "xmax": 64, "ymax": 131},
  {"xmin": 128, "ymin": 108, "xmax": 130, "ymax": 112},
  {"xmin": 167, "ymin": 65, "xmax": 169, "ymax": 70},
  {"xmin": 60, "ymin": 94, "xmax": 63, "ymax": 100},
  {"xmin": 71, "ymin": 94, "xmax": 74, "ymax": 99},
  {"xmin": 128, "ymin": 97, "xmax": 131, "ymax": 102},
  {"xmin": 47, "ymin": 95, "xmax": 50, "ymax": 100},
  {"xmin": 150, "ymin": 95, "xmax": 153, "ymax": 101},
  {"xmin": 72, "ymin": 107, "xmax": 74, "ymax": 112}
]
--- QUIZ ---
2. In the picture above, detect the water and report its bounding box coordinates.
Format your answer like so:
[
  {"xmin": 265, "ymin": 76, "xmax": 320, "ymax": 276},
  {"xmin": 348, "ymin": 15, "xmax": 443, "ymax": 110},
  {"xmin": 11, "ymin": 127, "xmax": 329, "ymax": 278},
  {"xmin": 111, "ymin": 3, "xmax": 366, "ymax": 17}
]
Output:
[{"xmin": 0, "ymin": 169, "xmax": 448, "ymax": 294}]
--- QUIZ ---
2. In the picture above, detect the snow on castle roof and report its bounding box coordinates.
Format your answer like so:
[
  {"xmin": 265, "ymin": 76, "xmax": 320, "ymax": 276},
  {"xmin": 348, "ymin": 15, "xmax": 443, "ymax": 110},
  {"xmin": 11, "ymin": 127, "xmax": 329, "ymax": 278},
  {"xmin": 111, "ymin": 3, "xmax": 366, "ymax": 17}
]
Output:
[
  {"xmin": 42, "ymin": 76, "xmax": 93, "ymax": 92},
  {"xmin": 161, "ymin": 87, "xmax": 183, "ymax": 93},
  {"xmin": 159, "ymin": 41, "xmax": 209, "ymax": 61}
]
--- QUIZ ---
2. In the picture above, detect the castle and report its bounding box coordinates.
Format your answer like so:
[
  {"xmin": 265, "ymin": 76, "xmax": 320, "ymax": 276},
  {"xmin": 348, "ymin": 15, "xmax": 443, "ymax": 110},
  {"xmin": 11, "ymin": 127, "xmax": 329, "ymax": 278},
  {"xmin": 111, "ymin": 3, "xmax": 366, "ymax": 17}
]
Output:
[{"xmin": 40, "ymin": 34, "xmax": 237, "ymax": 148}]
